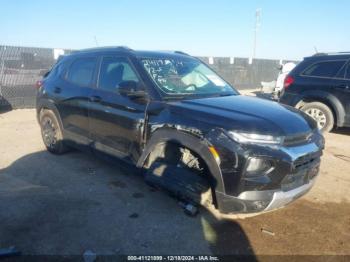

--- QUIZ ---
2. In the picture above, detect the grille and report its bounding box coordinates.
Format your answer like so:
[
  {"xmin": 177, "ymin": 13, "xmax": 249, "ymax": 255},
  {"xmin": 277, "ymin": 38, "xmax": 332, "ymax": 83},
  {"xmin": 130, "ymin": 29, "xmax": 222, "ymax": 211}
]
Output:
[
  {"xmin": 293, "ymin": 152, "xmax": 321, "ymax": 170},
  {"xmin": 282, "ymin": 152, "xmax": 321, "ymax": 191}
]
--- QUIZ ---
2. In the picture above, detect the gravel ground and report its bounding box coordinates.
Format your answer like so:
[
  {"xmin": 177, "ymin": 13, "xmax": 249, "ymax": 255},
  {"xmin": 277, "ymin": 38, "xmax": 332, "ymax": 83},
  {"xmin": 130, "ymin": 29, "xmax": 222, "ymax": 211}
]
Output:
[{"xmin": 0, "ymin": 108, "xmax": 349, "ymax": 257}]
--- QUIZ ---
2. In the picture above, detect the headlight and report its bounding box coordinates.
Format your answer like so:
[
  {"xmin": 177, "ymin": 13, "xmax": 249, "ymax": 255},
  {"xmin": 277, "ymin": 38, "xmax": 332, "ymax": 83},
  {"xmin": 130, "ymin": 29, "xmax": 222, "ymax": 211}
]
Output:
[
  {"xmin": 246, "ymin": 157, "xmax": 273, "ymax": 176},
  {"xmin": 228, "ymin": 131, "xmax": 284, "ymax": 145}
]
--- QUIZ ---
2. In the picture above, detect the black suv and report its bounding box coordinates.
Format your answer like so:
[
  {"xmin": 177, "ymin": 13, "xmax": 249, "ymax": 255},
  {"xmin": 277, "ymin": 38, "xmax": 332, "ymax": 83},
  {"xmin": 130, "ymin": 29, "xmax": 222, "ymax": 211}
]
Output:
[
  {"xmin": 280, "ymin": 52, "xmax": 350, "ymax": 132},
  {"xmin": 36, "ymin": 47, "xmax": 324, "ymax": 214}
]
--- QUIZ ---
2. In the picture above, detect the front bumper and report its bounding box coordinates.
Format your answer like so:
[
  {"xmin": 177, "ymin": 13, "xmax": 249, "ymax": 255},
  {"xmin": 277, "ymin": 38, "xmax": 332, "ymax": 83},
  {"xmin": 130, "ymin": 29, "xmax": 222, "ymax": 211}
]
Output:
[
  {"xmin": 264, "ymin": 177, "xmax": 315, "ymax": 211},
  {"xmin": 216, "ymin": 175, "xmax": 317, "ymax": 214},
  {"xmin": 209, "ymin": 130, "xmax": 324, "ymax": 214}
]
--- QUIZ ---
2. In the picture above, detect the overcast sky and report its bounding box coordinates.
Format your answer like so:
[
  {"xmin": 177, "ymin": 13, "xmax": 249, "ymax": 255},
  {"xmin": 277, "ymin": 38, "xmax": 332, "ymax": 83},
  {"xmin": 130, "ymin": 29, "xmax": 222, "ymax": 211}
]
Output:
[{"xmin": 1, "ymin": 0, "xmax": 349, "ymax": 60}]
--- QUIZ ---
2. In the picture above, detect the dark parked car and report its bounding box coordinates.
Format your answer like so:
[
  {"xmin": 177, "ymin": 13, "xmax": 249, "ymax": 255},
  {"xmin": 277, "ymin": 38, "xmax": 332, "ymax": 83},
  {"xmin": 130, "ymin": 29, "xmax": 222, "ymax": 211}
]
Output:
[
  {"xmin": 280, "ymin": 52, "xmax": 350, "ymax": 132},
  {"xmin": 36, "ymin": 47, "xmax": 324, "ymax": 214}
]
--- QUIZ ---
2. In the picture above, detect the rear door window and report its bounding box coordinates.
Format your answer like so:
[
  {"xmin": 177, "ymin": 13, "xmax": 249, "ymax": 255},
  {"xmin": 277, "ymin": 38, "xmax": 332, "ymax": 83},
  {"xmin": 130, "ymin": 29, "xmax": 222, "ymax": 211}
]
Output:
[
  {"xmin": 335, "ymin": 64, "xmax": 347, "ymax": 78},
  {"xmin": 345, "ymin": 65, "xmax": 350, "ymax": 79},
  {"xmin": 302, "ymin": 60, "xmax": 346, "ymax": 78},
  {"xmin": 67, "ymin": 57, "xmax": 97, "ymax": 86}
]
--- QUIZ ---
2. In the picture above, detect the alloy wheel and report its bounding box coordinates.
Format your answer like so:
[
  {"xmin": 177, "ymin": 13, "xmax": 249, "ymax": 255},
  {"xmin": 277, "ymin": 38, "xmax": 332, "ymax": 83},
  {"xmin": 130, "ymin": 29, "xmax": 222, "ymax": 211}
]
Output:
[
  {"xmin": 305, "ymin": 108, "xmax": 327, "ymax": 130},
  {"xmin": 42, "ymin": 117, "xmax": 57, "ymax": 148}
]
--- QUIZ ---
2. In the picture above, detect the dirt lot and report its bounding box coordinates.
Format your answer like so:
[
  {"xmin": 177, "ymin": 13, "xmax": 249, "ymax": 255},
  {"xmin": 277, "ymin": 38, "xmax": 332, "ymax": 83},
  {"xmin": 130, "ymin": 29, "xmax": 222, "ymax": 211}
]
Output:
[{"xmin": 0, "ymin": 109, "xmax": 350, "ymax": 257}]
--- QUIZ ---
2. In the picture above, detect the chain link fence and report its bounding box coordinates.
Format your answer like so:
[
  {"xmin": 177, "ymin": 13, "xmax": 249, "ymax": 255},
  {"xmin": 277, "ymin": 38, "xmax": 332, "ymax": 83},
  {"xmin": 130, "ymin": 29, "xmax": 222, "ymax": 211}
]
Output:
[
  {"xmin": 0, "ymin": 45, "xmax": 294, "ymax": 111},
  {"xmin": 0, "ymin": 45, "xmax": 71, "ymax": 110},
  {"xmin": 198, "ymin": 56, "xmax": 287, "ymax": 90}
]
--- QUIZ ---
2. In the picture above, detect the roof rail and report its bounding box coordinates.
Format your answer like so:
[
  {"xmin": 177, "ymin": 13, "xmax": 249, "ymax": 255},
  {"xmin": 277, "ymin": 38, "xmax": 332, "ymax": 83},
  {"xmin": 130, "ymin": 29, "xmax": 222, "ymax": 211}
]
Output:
[
  {"xmin": 174, "ymin": 51, "xmax": 190, "ymax": 56},
  {"xmin": 313, "ymin": 51, "xmax": 350, "ymax": 56},
  {"xmin": 74, "ymin": 46, "xmax": 133, "ymax": 53},
  {"xmin": 312, "ymin": 52, "xmax": 327, "ymax": 56}
]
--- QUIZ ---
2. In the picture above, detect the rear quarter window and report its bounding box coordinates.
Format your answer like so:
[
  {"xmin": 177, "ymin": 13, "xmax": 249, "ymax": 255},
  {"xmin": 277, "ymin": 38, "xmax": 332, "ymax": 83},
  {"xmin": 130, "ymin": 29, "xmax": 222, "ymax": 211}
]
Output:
[
  {"xmin": 302, "ymin": 60, "xmax": 346, "ymax": 78},
  {"xmin": 47, "ymin": 62, "xmax": 66, "ymax": 79}
]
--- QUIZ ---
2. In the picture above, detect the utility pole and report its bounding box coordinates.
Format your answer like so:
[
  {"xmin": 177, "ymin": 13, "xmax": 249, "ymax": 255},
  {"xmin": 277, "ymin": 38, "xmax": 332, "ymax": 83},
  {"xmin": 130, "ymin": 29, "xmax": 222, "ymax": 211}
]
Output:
[{"xmin": 252, "ymin": 8, "xmax": 262, "ymax": 59}]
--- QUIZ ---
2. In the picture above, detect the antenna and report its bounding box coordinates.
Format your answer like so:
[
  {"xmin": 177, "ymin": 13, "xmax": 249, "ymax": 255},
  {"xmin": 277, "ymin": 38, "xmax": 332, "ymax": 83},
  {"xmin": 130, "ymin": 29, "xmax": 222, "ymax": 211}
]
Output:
[
  {"xmin": 94, "ymin": 36, "xmax": 99, "ymax": 47},
  {"xmin": 252, "ymin": 8, "xmax": 262, "ymax": 59},
  {"xmin": 313, "ymin": 46, "xmax": 318, "ymax": 54}
]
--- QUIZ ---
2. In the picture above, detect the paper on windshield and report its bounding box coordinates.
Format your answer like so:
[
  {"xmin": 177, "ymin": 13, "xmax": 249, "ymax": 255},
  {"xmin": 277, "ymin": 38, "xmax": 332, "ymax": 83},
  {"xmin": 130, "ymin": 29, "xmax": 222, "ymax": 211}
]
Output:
[{"xmin": 206, "ymin": 74, "xmax": 226, "ymax": 87}]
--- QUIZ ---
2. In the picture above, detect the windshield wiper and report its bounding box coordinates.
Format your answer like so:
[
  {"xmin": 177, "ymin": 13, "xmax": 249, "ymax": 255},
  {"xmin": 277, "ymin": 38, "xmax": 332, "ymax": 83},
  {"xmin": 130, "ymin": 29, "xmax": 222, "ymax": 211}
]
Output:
[{"xmin": 218, "ymin": 93, "xmax": 235, "ymax": 97}]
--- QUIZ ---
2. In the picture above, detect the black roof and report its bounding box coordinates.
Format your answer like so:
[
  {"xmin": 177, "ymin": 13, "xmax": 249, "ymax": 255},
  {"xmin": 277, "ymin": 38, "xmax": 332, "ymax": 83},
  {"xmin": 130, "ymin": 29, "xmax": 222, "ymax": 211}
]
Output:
[
  {"xmin": 70, "ymin": 46, "xmax": 192, "ymax": 59},
  {"xmin": 73, "ymin": 46, "xmax": 132, "ymax": 53}
]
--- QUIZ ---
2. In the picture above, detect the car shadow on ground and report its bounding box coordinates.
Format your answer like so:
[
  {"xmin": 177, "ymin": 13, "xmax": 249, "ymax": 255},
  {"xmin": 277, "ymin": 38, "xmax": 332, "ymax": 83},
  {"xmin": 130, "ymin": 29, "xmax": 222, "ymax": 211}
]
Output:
[{"xmin": 0, "ymin": 150, "xmax": 257, "ymax": 259}]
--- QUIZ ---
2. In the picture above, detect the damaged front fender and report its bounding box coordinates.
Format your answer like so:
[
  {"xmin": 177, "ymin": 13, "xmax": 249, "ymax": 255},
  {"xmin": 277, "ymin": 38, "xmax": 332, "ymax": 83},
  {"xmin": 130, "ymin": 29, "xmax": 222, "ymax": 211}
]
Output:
[{"xmin": 136, "ymin": 127, "xmax": 225, "ymax": 194}]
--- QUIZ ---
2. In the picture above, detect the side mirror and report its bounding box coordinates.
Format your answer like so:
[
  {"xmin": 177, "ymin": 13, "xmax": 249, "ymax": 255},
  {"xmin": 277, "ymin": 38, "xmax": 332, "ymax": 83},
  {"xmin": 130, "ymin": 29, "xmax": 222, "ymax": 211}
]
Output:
[{"xmin": 118, "ymin": 81, "xmax": 147, "ymax": 99}]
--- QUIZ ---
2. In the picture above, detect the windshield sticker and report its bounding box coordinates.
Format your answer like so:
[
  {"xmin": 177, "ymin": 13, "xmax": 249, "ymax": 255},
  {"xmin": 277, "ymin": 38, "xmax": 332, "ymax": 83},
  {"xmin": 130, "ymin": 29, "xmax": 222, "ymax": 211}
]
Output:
[{"xmin": 206, "ymin": 75, "xmax": 226, "ymax": 86}]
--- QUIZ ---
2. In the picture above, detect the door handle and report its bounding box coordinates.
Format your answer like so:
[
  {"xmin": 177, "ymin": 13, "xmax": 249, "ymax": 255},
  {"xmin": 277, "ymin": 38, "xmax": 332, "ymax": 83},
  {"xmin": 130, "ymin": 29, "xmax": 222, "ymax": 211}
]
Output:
[
  {"xmin": 89, "ymin": 96, "xmax": 102, "ymax": 102},
  {"xmin": 54, "ymin": 87, "xmax": 61, "ymax": 93}
]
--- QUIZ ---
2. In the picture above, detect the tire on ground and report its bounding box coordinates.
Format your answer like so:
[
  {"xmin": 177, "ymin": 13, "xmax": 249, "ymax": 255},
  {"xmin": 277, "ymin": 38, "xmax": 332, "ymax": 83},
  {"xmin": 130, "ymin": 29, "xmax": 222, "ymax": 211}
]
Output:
[
  {"xmin": 300, "ymin": 102, "xmax": 334, "ymax": 132},
  {"xmin": 39, "ymin": 109, "xmax": 69, "ymax": 154}
]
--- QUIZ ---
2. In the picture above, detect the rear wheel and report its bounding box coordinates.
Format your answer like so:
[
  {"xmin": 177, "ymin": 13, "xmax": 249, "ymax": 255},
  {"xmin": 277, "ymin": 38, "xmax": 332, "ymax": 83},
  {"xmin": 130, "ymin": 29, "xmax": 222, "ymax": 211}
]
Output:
[
  {"xmin": 300, "ymin": 102, "xmax": 334, "ymax": 132},
  {"xmin": 39, "ymin": 109, "xmax": 69, "ymax": 154}
]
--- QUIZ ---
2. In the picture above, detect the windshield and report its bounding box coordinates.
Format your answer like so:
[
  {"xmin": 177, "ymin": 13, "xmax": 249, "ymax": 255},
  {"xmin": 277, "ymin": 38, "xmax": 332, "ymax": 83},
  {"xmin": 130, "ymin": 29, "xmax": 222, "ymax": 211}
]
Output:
[{"xmin": 140, "ymin": 57, "xmax": 238, "ymax": 97}]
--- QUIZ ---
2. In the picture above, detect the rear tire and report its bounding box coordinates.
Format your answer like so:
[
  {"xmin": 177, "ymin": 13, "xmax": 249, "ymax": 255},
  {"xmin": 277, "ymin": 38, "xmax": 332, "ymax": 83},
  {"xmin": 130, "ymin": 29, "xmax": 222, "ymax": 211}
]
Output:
[
  {"xmin": 39, "ymin": 109, "xmax": 69, "ymax": 154},
  {"xmin": 300, "ymin": 102, "xmax": 334, "ymax": 132}
]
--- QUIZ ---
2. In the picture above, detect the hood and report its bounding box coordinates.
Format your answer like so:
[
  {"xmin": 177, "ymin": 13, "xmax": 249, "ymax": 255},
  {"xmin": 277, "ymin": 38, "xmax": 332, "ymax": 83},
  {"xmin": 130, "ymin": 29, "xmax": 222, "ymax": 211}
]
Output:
[{"xmin": 169, "ymin": 95, "xmax": 316, "ymax": 136}]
